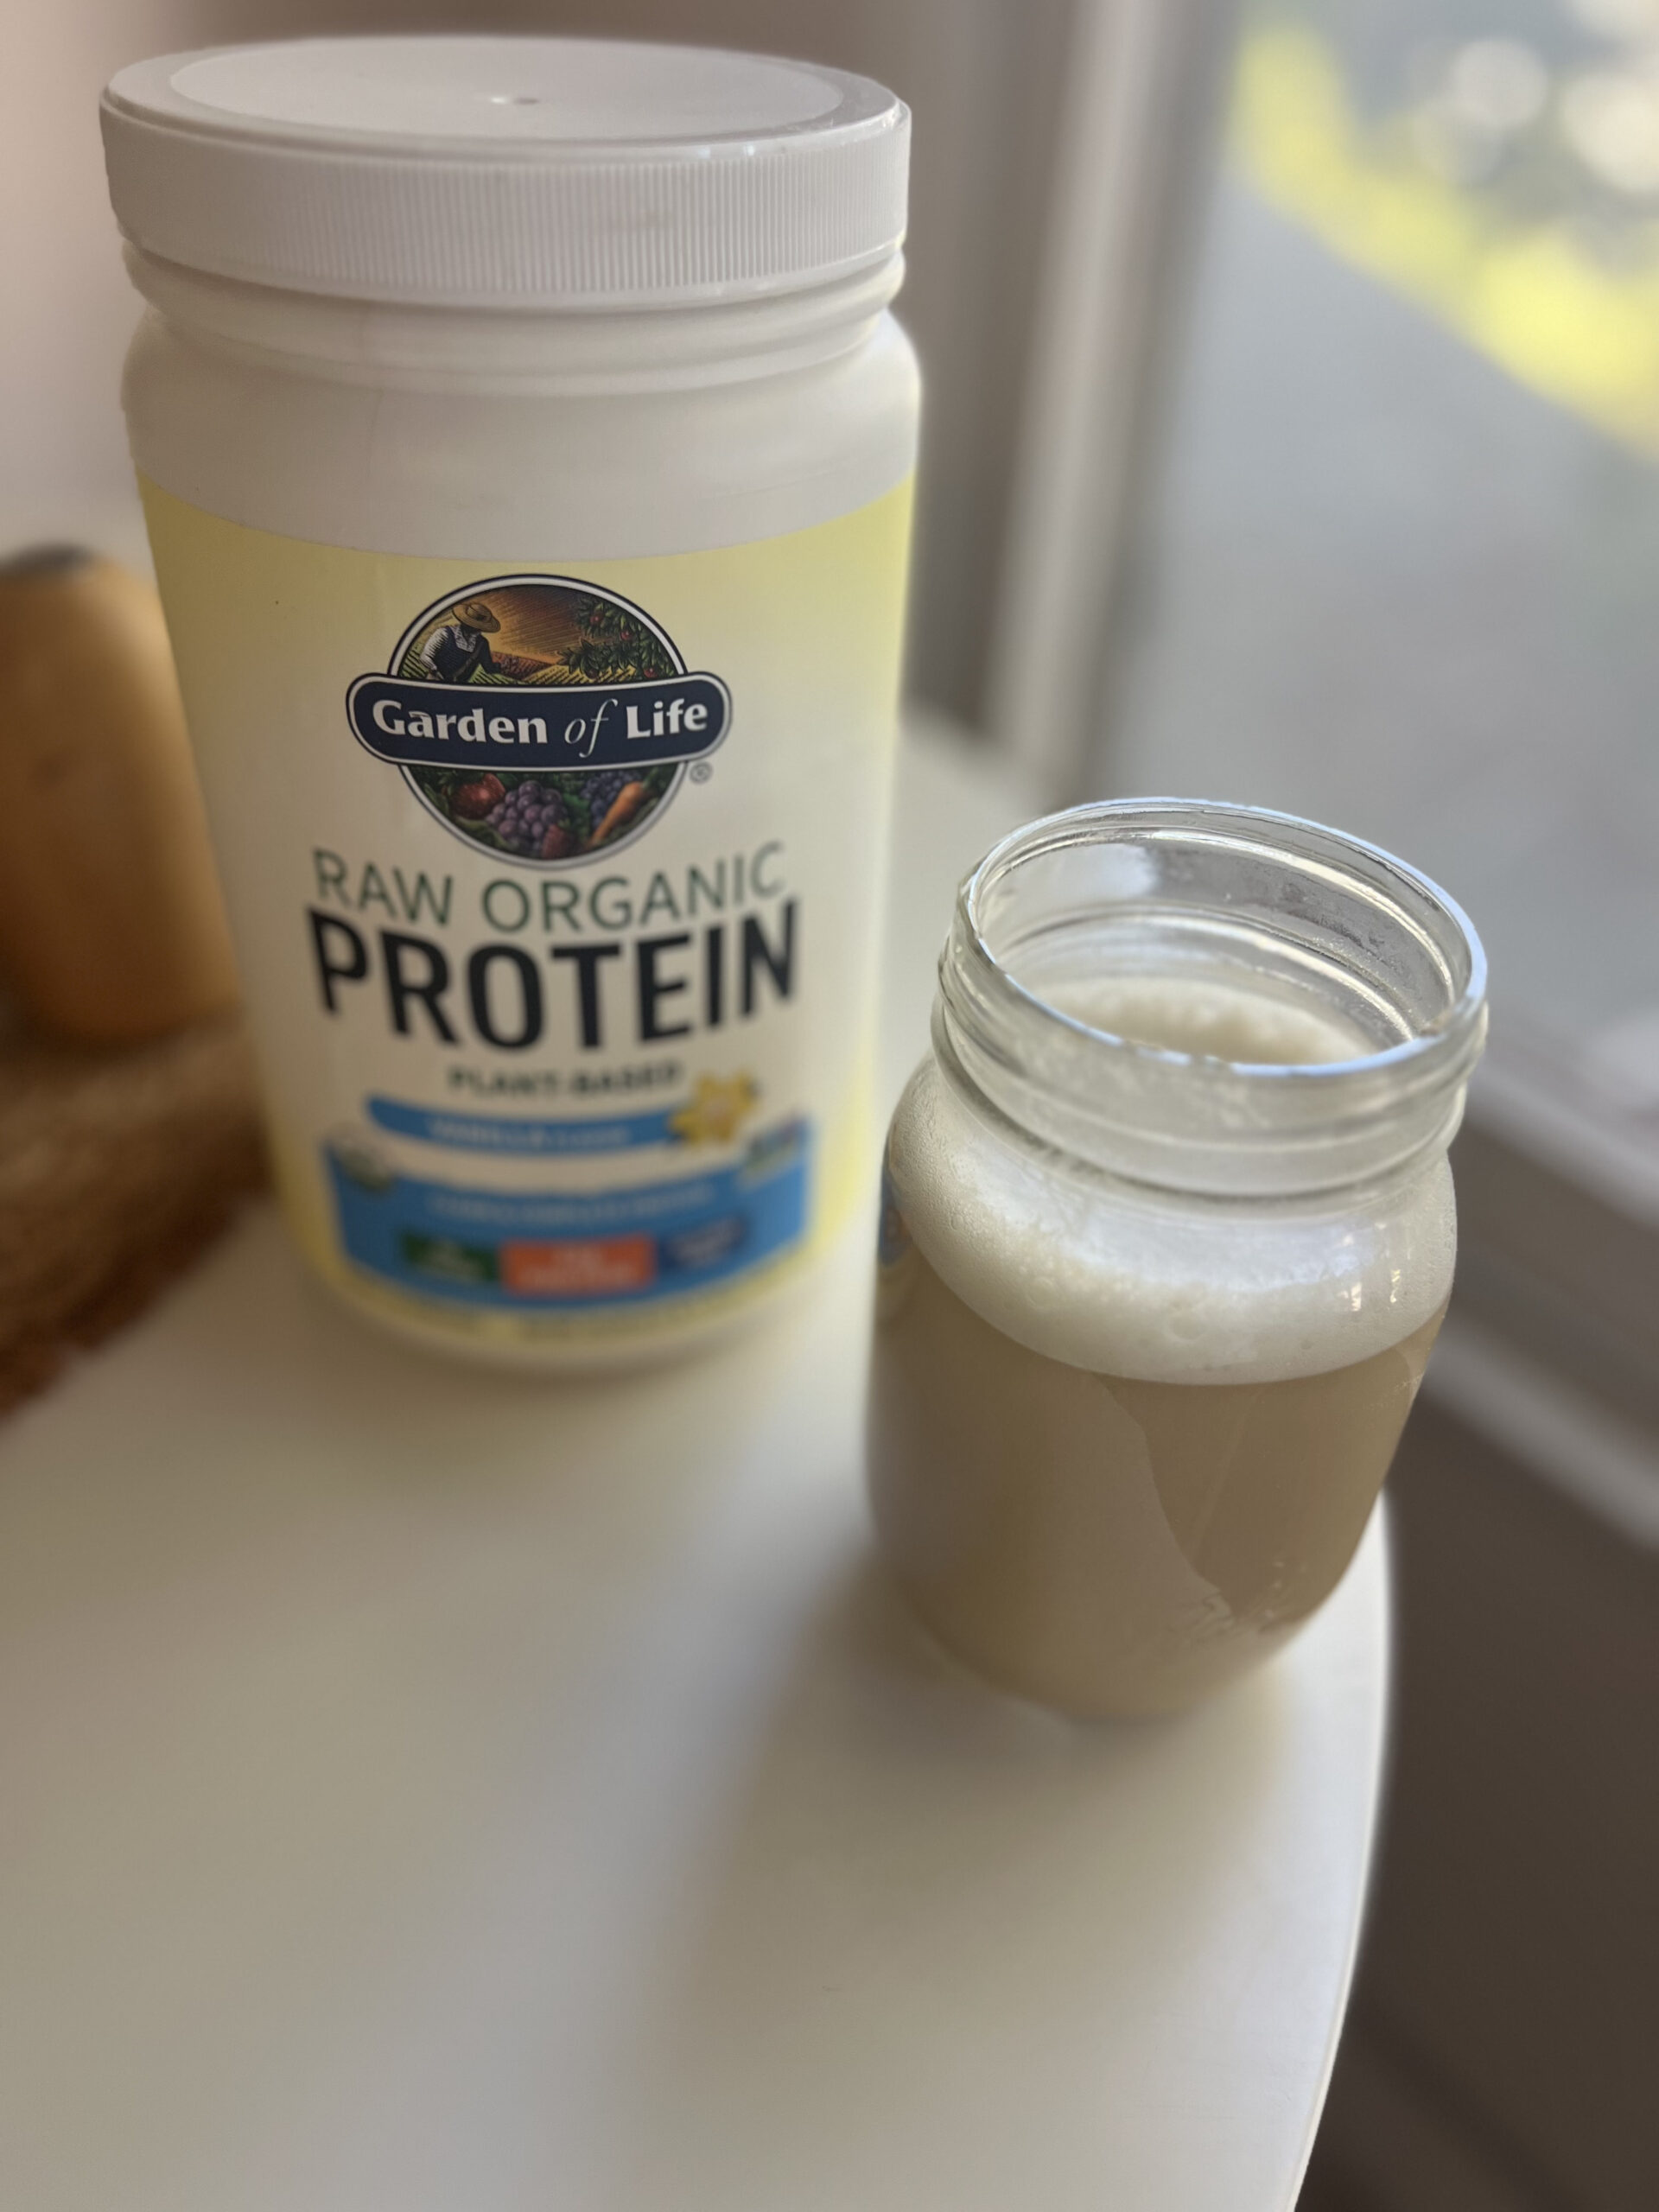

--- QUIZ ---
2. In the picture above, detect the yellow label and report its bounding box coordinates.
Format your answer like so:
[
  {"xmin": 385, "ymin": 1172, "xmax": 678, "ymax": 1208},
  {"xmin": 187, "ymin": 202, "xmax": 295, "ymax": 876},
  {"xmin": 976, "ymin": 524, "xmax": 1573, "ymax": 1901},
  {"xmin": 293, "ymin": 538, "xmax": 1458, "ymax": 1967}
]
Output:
[{"xmin": 142, "ymin": 478, "xmax": 913, "ymax": 1355}]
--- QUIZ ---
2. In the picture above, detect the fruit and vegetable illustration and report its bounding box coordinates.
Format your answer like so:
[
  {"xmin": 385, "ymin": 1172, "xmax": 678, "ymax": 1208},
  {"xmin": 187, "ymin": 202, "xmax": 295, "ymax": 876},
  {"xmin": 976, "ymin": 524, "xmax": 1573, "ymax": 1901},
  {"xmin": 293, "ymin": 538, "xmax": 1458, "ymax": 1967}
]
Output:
[{"xmin": 398, "ymin": 583, "xmax": 683, "ymax": 861}]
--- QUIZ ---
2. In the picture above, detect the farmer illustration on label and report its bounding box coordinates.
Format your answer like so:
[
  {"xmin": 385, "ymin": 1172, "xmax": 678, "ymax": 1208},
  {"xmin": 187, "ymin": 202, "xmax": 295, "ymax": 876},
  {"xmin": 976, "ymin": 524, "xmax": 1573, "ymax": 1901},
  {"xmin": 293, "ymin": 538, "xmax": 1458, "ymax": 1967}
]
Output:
[{"xmin": 411, "ymin": 596, "xmax": 501, "ymax": 683}]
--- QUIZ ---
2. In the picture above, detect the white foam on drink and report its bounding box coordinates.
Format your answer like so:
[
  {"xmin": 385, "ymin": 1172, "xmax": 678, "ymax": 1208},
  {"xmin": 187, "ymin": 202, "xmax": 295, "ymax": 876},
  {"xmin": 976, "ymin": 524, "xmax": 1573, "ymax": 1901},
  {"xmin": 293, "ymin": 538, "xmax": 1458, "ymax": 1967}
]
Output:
[
  {"xmin": 1046, "ymin": 973, "xmax": 1382, "ymax": 1066},
  {"xmin": 894, "ymin": 972, "xmax": 1456, "ymax": 1386}
]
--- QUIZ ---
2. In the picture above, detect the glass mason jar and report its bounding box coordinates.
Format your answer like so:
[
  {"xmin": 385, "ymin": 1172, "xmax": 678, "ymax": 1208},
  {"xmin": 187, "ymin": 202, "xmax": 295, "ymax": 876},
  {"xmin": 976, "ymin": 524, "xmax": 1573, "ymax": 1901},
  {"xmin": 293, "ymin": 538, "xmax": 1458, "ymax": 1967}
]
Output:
[{"xmin": 868, "ymin": 800, "xmax": 1488, "ymax": 1718}]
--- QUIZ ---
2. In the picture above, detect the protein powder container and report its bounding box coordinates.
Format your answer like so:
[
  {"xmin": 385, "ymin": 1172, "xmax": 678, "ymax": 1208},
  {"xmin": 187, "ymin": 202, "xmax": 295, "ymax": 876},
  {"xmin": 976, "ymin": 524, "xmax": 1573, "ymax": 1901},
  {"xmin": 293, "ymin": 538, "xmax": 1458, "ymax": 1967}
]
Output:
[{"xmin": 102, "ymin": 36, "xmax": 917, "ymax": 1366}]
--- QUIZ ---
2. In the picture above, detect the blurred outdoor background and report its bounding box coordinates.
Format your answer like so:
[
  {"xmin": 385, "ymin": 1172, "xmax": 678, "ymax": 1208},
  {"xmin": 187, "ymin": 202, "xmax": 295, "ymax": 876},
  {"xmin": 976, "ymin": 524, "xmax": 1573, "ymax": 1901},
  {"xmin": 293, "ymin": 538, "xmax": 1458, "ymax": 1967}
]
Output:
[{"xmin": 7, "ymin": 3, "xmax": 1658, "ymax": 2207}]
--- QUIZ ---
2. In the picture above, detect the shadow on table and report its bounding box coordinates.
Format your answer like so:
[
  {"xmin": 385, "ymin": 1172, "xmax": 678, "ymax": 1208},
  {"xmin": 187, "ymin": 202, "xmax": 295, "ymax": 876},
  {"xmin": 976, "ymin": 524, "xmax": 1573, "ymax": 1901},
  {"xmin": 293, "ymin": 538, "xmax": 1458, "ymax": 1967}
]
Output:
[{"xmin": 603, "ymin": 1537, "xmax": 1294, "ymax": 2212}]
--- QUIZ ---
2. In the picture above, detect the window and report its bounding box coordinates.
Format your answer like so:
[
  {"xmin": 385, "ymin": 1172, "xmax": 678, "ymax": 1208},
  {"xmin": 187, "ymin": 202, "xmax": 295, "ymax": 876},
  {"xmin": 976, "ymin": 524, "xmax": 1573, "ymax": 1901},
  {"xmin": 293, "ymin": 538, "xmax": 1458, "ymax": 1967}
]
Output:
[{"xmin": 1105, "ymin": 0, "xmax": 1659, "ymax": 1535}]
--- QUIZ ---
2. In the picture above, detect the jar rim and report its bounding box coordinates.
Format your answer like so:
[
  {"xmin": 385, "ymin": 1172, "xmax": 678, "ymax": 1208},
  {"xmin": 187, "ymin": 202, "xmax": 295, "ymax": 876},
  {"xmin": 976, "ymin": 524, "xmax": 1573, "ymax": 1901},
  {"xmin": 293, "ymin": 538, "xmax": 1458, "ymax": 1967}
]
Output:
[{"xmin": 939, "ymin": 798, "xmax": 1489, "ymax": 1196}]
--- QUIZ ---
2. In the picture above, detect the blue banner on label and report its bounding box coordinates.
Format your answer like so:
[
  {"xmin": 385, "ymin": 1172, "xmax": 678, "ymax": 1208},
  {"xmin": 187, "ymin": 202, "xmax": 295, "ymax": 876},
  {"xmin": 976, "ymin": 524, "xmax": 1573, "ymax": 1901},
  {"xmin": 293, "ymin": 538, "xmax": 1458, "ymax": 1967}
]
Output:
[
  {"xmin": 346, "ymin": 672, "xmax": 730, "ymax": 772},
  {"xmin": 326, "ymin": 1122, "xmax": 810, "ymax": 1308},
  {"xmin": 368, "ymin": 1096, "xmax": 678, "ymax": 1155}
]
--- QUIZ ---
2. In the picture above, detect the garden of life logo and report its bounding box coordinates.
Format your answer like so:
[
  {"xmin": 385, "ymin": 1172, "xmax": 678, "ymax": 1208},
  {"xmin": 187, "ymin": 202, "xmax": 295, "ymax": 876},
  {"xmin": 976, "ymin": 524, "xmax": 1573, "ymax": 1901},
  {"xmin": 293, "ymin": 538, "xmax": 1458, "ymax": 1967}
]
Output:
[{"xmin": 345, "ymin": 575, "xmax": 732, "ymax": 868}]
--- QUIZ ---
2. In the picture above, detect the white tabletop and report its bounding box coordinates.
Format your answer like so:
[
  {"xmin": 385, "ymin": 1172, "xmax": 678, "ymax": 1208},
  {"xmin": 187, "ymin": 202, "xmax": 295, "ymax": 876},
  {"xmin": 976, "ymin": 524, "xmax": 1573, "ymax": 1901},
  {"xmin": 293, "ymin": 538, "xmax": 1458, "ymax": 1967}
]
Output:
[{"xmin": 0, "ymin": 723, "xmax": 1388, "ymax": 2212}]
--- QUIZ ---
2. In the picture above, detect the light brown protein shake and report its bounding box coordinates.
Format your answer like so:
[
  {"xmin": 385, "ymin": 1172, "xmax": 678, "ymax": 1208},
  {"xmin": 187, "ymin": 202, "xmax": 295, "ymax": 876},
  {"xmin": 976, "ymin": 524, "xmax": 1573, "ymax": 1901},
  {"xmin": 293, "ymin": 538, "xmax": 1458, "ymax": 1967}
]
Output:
[{"xmin": 869, "ymin": 971, "xmax": 1457, "ymax": 1716}]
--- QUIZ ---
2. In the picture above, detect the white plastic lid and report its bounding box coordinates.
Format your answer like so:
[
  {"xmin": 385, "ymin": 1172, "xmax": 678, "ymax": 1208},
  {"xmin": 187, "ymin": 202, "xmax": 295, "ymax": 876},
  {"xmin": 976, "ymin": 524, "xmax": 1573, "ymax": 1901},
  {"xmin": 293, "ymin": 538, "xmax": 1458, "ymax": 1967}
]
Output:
[{"xmin": 101, "ymin": 37, "xmax": 909, "ymax": 309}]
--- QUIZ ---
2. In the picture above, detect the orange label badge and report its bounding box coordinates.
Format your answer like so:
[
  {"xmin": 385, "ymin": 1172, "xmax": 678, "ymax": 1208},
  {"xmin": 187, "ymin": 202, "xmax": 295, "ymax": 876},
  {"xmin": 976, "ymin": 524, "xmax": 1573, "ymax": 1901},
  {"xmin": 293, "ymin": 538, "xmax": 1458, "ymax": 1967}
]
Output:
[{"xmin": 501, "ymin": 1236, "xmax": 658, "ymax": 1298}]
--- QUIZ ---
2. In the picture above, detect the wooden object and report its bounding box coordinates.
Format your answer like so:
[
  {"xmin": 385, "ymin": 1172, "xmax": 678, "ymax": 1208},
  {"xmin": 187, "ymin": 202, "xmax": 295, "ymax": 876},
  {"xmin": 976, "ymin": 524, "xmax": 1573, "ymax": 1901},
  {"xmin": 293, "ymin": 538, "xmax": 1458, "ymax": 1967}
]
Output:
[
  {"xmin": 0, "ymin": 1012, "xmax": 265, "ymax": 1412},
  {"xmin": 0, "ymin": 546, "xmax": 238, "ymax": 1042}
]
